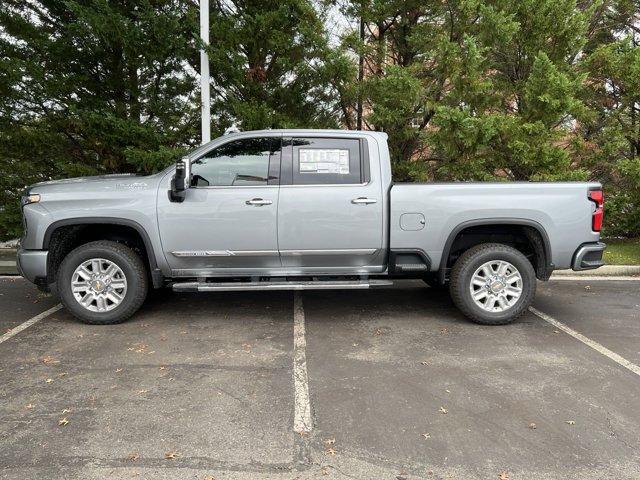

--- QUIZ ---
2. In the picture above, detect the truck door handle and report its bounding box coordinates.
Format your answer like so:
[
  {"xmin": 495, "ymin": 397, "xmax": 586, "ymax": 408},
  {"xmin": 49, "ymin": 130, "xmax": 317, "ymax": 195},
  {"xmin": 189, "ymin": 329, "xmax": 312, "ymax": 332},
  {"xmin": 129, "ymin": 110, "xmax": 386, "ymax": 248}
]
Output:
[
  {"xmin": 245, "ymin": 198, "xmax": 272, "ymax": 206},
  {"xmin": 351, "ymin": 197, "xmax": 377, "ymax": 205}
]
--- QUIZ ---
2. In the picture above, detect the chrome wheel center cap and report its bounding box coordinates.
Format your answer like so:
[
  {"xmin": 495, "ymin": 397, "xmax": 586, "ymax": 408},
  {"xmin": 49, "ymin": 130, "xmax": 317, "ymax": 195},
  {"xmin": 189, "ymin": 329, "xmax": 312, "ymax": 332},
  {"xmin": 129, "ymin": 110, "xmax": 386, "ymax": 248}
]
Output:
[
  {"xmin": 91, "ymin": 279, "xmax": 105, "ymax": 293},
  {"xmin": 489, "ymin": 278, "xmax": 505, "ymax": 294},
  {"xmin": 90, "ymin": 275, "xmax": 111, "ymax": 293}
]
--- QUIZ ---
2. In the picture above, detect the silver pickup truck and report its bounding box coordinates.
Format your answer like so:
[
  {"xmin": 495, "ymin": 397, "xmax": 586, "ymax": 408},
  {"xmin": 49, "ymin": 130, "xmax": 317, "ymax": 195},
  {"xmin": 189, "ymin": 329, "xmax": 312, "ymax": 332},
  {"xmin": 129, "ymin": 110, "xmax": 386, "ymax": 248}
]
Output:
[{"xmin": 17, "ymin": 129, "xmax": 605, "ymax": 325}]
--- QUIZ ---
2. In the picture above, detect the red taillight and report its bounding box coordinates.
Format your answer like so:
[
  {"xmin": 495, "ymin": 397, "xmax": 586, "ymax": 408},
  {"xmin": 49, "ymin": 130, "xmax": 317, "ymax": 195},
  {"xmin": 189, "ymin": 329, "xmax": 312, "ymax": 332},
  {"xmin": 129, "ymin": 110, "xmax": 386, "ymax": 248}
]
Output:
[{"xmin": 589, "ymin": 189, "xmax": 604, "ymax": 232}]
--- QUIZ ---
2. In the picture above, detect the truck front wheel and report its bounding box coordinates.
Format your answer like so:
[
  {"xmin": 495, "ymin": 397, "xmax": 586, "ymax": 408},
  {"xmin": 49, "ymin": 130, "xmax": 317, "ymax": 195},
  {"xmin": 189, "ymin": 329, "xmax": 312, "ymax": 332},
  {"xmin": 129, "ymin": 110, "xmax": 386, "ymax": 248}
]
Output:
[
  {"xmin": 57, "ymin": 240, "xmax": 148, "ymax": 325},
  {"xmin": 449, "ymin": 243, "xmax": 536, "ymax": 325}
]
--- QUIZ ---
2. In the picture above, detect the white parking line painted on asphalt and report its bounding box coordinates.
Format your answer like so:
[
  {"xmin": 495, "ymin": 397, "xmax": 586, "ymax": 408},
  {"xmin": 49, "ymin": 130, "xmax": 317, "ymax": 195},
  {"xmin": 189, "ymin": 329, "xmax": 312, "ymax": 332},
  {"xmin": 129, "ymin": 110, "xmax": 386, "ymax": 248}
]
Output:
[
  {"xmin": 529, "ymin": 306, "xmax": 640, "ymax": 377},
  {"xmin": 293, "ymin": 291, "xmax": 313, "ymax": 433},
  {"xmin": 0, "ymin": 304, "xmax": 63, "ymax": 345}
]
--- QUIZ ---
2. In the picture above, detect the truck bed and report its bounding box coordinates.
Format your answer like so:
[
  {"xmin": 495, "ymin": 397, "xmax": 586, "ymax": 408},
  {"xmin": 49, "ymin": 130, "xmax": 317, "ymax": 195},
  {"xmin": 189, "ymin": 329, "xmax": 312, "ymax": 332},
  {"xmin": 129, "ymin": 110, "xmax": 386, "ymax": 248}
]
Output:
[{"xmin": 390, "ymin": 182, "xmax": 601, "ymax": 271}]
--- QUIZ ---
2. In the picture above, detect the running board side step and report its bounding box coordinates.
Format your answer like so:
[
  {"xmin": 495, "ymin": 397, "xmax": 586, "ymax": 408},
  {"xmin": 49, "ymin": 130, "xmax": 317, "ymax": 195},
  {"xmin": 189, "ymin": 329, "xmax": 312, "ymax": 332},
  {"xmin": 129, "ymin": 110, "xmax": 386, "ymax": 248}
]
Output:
[{"xmin": 172, "ymin": 279, "xmax": 394, "ymax": 293}]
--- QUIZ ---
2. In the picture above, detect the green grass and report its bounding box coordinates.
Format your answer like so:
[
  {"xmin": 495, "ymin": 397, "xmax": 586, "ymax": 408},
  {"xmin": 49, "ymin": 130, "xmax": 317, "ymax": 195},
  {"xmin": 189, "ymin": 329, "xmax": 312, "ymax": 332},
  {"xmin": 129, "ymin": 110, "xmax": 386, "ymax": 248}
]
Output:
[{"xmin": 603, "ymin": 238, "xmax": 640, "ymax": 265}]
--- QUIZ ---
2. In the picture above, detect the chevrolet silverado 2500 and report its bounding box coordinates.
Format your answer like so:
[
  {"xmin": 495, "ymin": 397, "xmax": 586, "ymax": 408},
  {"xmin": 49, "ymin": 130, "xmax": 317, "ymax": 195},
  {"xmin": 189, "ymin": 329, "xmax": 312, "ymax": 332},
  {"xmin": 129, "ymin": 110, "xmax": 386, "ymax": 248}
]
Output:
[{"xmin": 17, "ymin": 129, "xmax": 605, "ymax": 325}]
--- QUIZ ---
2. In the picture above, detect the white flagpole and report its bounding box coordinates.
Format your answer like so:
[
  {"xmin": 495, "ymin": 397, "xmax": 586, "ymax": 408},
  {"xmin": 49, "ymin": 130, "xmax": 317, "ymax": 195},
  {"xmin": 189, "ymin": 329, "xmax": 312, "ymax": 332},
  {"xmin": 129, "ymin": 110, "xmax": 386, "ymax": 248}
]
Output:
[{"xmin": 200, "ymin": 0, "xmax": 211, "ymax": 145}]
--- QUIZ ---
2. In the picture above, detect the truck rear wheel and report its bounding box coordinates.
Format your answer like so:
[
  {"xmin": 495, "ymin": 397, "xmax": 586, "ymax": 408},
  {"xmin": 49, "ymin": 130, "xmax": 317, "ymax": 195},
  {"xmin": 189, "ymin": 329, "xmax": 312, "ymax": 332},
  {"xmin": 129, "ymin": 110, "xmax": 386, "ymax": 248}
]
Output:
[
  {"xmin": 449, "ymin": 243, "xmax": 536, "ymax": 325},
  {"xmin": 57, "ymin": 240, "xmax": 148, "ymax": 325}
]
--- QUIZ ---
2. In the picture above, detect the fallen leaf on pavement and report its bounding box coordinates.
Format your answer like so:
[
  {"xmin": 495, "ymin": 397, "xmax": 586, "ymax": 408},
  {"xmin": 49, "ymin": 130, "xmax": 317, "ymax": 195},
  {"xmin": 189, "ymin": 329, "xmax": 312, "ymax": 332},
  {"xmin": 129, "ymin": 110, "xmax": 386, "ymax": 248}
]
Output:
[
  {"xmin": 422, "ymin": 433, "xmax": 431, "ymax": 439},
  {"xmin": 58, "ymin": 372, "xmax": 68, "ymax": 377},
  {"xmin": 137, "ymin": 389, "xmax": 148, "ymax": 395},
  {"xmin": 62, "ymin": 408, "xmax": 72, "ymax": 414},
  {"xmin": 159, "ymin": 366, "xmax": 166, "ymax": 371},
  {"xmin": 58, "ymin": 417, "xmax": 69, "ymax": 426},
  {"xmin": 42, "ymin": 356, "xmax": 59, "ymax": 365},
  {"xmin": 320, "ymin": 467, "xmax": 330, "ymax": 476},
  {"xmin": 116, "ymin": 368, "xmax": 123, "ymax": 373},
  {"xmin": 323, "ymin": 438, "xmax": 335, "ymax": 445},
  {"xmin": 45, "ymin": 378, "xmax": 53, "ymax": 384},
  {"xmin": 420, "ymin": 360, "xmax": 430, "ymax": 366},
  {"xmin": 203, "ymin": 476, "xmax": 215, "ymax": 480},
  {"xmin": 498, "ymin": 472, "xmax": 509, "ymax": 480},
  {"xmin": 529, "ymin": 422, "xmax": 537, "ymax": 429},
  {"xmin": 565, "ymin": 420, "xmax": 575, "ymax": 425},
  {"xmin": 324, "ymin": 447, "xmax": 337, "ymax": 456},
  {"xmin": 127, "ymin": 452, "xmax": 139, "ymax": 461},
  {"xmin": 164, "ymin": 450, "xmax": 180, "ymax": 460},
  {"xmin": 373, "ymin": 328, "xmax": 383, "ymax": 336},
  {"xmin": 439, "ymin": 406, "xmax": 448, "ymax": 414},
  {"xmin": 25, "ymin": 403, "xmax": 35, "ymax": 409}
]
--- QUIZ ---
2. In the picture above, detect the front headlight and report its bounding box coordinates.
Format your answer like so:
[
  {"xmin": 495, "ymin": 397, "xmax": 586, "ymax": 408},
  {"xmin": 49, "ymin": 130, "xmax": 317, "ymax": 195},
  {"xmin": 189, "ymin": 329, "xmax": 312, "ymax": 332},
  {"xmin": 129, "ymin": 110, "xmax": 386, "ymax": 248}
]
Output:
[{"xmin": 21, "ymin": 194, "xmax": 41, "ymax": 206}]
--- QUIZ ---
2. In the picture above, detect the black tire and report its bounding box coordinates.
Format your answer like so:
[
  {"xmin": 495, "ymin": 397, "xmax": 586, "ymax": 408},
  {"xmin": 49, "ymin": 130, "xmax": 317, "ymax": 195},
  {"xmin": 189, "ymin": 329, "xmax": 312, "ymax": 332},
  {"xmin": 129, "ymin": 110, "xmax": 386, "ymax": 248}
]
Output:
[
  {"xmin": 449, "ymin": 243, "xmax": 536, "ymax": 325},
  {"xmin": 57, "ymin": 240, "xmax": 148, "ymax": 325}
]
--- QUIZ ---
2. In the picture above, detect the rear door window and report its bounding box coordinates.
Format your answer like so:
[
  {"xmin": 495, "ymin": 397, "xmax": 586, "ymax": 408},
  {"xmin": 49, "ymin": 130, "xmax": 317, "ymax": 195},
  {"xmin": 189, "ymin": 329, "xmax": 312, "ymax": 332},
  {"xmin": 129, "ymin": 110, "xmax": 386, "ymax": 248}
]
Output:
[{"xmin": 290, "ymin": 138, "xmax": 363, "ymax": 185}]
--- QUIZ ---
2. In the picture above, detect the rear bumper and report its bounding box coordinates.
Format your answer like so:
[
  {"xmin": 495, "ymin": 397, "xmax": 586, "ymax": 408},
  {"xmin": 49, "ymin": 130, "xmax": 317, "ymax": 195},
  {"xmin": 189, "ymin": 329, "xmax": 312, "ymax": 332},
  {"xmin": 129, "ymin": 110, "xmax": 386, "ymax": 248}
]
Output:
[
  {"xmin": 572, "ymin": 242, "xmax": 606, "ymax": 271},
  {"xmin": 16, "ymin": 248, "xmax": 48, "ymax": 283}
]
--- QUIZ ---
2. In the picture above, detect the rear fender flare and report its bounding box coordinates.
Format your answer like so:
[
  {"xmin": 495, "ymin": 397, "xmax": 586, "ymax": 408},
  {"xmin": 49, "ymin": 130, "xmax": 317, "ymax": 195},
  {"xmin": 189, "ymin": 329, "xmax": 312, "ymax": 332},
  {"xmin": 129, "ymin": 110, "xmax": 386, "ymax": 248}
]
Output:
[{"xmin": 438, "ymin": 218, "xmax": 552, "ymax": 283}]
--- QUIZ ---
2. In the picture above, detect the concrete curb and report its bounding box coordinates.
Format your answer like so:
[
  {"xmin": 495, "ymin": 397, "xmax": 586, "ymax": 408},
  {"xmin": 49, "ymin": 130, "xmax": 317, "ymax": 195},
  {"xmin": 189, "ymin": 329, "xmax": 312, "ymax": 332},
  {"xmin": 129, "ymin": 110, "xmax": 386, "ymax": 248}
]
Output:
[
  {"xmin": 552, "ymin": 265, "xmax": 640, "ymax": 277},
  {"xmin": 0, "ymin": 249, "xmax": 18, "ymax": 275}
]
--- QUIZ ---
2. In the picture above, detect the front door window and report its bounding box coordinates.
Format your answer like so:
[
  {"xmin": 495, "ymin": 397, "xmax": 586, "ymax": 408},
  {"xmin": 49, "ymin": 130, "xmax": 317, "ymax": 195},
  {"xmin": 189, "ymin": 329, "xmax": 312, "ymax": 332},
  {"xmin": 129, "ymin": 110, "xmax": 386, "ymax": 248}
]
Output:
[{"xmin": 191, "ymin": 137, "xmax": 280, "ymax": 187}]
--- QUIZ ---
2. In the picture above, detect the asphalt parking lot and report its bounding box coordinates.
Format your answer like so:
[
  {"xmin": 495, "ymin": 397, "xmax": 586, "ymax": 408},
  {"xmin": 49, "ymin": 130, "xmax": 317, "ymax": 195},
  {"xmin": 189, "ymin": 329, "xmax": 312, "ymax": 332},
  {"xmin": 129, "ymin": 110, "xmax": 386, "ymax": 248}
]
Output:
[{"xmin": 1, "ymin": 276, "xmax": 639, "ymax": 480}]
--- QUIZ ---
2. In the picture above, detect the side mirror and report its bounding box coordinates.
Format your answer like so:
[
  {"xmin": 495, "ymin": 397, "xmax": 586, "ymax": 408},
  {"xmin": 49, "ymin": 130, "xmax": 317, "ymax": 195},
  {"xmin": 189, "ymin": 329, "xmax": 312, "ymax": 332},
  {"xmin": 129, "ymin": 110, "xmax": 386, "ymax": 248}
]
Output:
[{"xmin": 170, "ymin": 156, "xmax": 191, "ymax": 203}]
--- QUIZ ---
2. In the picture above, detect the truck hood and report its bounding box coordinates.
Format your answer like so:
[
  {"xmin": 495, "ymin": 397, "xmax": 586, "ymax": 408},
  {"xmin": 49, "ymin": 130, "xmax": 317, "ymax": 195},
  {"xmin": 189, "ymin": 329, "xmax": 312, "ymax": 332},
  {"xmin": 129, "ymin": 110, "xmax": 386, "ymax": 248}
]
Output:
[
  {"xmin": 30, "ymin": 174, "xmax": 141, "ymax": 189},
  {"xmin": 27, "ymin": 173, "xmax": 164, "ymax": 195}
]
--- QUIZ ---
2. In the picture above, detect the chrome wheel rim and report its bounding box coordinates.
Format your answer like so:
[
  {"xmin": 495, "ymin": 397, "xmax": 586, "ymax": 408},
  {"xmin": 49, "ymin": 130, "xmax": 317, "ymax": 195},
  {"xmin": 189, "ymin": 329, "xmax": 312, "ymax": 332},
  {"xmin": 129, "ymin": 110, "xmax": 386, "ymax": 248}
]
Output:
[
  {"xmin": 71, "ymin": 258, "xmax": 127, "ymax": 312},
  {"xmin": 469, "ymin": 260, "xmax": 523, "ymax": 313}
]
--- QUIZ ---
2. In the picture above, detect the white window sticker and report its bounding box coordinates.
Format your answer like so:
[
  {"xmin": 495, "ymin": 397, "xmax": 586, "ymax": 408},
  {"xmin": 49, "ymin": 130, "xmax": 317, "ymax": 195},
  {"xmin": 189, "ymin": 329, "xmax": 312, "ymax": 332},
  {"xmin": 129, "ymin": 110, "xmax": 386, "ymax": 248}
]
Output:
[{"xmin": 299, "ymin": 149, "xmax": 350, "ymax": 174}]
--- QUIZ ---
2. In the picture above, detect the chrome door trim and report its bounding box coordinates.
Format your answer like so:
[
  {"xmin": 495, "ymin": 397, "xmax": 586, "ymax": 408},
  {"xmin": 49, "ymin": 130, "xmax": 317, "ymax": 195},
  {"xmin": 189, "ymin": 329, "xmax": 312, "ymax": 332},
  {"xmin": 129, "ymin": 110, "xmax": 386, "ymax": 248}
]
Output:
[
  {"xmin": 279, "ymin": 182, "xmax": 370, "ymax": 188},
  {"xmin": 171, "ymin": 250, "xmax": 279, "ymax": 257},
  {"xmin": 190, "ymin": 185, "xmax": 279, "ymax": 190},
  {"xmin": 280, "ymin": 248, "xmax": 377, "ymax": 256},
  {"xmin": 171, "ymin": 264, "xmax": 387, "ymax": 277}
]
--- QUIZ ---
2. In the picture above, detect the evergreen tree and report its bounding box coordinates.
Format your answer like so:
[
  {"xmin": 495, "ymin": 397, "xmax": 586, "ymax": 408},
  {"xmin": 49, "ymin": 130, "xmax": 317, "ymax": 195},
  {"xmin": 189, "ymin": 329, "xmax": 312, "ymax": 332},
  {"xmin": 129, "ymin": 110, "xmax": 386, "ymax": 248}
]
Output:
[
  {"xmin": 0, "ymin": 0, "xmax": 200, "ymax": 239},
  {"xmin": 0, "ymin": 0, "xmax": 347, "ymax": 240},
  {"xmin": 580, "ymin": 32, "xmax": 640, "ymax": 236},
  {"xmin": 336, "ymin": 0, "xmax": 595, "ymax": 182},
  {"xmin": 1, "ymin": 0, "xmax": 639, "ymax": 239},
  {"xmin": 206, "ymin": 0, "xmax": 345, "ymax": 131}
]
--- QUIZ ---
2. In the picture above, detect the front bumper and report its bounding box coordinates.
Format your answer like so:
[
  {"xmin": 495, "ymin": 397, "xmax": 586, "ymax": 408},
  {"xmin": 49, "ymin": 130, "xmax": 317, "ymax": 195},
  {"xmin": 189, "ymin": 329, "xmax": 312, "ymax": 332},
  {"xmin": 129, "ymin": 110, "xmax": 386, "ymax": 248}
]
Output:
[
  {"xmin": 572, "ymin": 242, "xmax": 606, "ymax": 271},
  {"xmin": 16, "ymin": 248, "xmax": 48, "ymax": 283}
]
